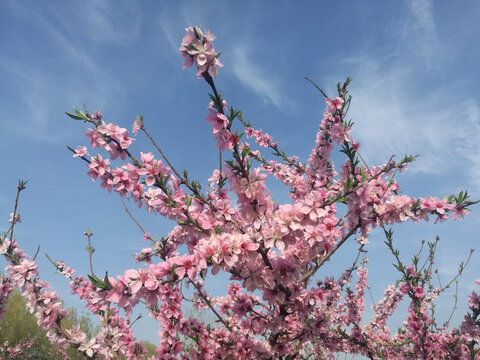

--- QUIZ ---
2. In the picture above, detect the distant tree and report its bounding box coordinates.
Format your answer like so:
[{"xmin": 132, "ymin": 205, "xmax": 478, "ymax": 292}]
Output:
[
  {"xmin": 0, "ymin": 287, "xmax": 95, "ymax": 359},
  {"xmin": 0, "ymin": 286, "xmax": 159, "ymax": 359}
]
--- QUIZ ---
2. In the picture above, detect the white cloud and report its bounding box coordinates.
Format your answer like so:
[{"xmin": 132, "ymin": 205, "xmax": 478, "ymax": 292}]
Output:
[
  {"xmin": 324, "ymin": 0, "xmax": 480, "ymax": 193},
  {"xmin": 455, "ymin": 100, "xmax": 480, "ymax": 189},
  {"xmin": 230, "ymin": 45, "xmax": 288, "ymax": 111},
  {"xmin": 52, "ymin": 1, "xmax": 141, "ymax": 46},
  {"xmin": 154, "ymin": 2, "xmax": 291, "ymax": 111},
  {"xmin": 406, "ymin": 0, "xmax": 440, "ymax": 67},
  {"xmin": 0, "ymin": 59, "xmax": 62, "ymax": 143},
  {"xmin": 0, "ymin": 3, "xmax": 127, "ymax": 143},
  {"xmin": 410, "ymin": 0, "xmax": 436, "ymax": 37},
  {"xmin": 348, "ymin": 67, "xmax": 444, "ymax": 170},
  {"xmin": 156, "ymin": 4, "xmax": 221, "ymax": 66},
  {"xmin": 158, "ymin": 19, "xmax": 181, "ymax": 53},
  {"xmin": 346, "ymin": 62, "xmax": 480, "ymax": 181}
]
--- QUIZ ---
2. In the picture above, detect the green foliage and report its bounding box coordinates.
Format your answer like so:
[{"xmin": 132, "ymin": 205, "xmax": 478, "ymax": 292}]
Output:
[
  {"xmin": 0, "ymin": 288, "xmax": 96, "ymax": 359},
  {"xmin": 142, "ymin": 341, "xmax": 157, "ymax": 357}
]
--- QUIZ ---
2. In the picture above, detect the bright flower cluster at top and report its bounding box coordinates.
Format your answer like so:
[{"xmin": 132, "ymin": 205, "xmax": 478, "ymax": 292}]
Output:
[
  {"xmin": 179, "ymin": 26, "xmax": 223, "ymax": 79},
  {"xmin": 0, "ymin": 26, "xmax": 479, "ymax": 360}
]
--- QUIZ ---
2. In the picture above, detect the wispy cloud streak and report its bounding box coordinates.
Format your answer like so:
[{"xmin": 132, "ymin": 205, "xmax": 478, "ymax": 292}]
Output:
[
  {"xmin": 407, "ymin": 0, "xmax": 440, "ymax": 67},
  {"xmin": 230, "ymin": 45, "xmax": 287, "ymax": 111},
  {"xmin": 0, "ymin": 3, "xmax": 127, "ymax": 143},
  {"xmin": 52, "ymin": 0, "xmax": 141, "ymax": 46}
]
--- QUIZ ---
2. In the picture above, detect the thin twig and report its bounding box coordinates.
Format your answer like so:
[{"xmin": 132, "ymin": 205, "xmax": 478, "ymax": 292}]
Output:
[
  {"xmin": 444, "ymin": 280, "xmax": 459, "ymax": 326},
  {"xmin": 119, "ymin": 191, "xmax": 230, "ymax": 332},
  {"xmin": 5, "ymin": 183, "xmax": 96, "ymax": 360},
  {"xmin": 120, "ymin": 196, "xmax": 149, "ymax": 239},
  {"xmin": 68, "ymin": 140, "xmax": 209, "ymax": 234},
  {"xmin": 367, "ymin": 285, "xmax": 376, "ymax": 307},
  {"xmin": 219, "ymin": 147, "xmax": 223, "ymax": 176},
  {"xmin": 435, "ymin": 270, "xmax": 443, "ymax": 290},
  {"xmin": 335, "ymin": 244, "xmax": 365, "ymax": 291},
  {"xmin": 415, "ymin": 240, "xmax": 426, "ymax": 268},
  {"xmin": 300, "ymin": 222, "xmax": 361, "ymax": 284},
  {"xmin": 85, "ymin": 231, "xmax": 95, "ymax": 276},
  {"xmin": 32, "ymin": 245, "xmax": 40, "ymax": 261},
  {"xmin": 9, "ymin": 181, "xmax": 26, "ymax": 242},
  {"xmin": 189, "ymin": 279, "xmax": 232, "ymax": 331},
  {"xmin": 128, "ymin": 314, "xmax": 143, "ymax": 329},
  {"xmin": 304, "ymin": 77, "xmax": 328, "ymax": 98},
  {"xmin": 357, "ymin": 150, "xmax": 370, "ymax": 171},
  {"xmin": 45, "ymin": 253, "xmax": 56, "ymax": 266},
  {"xmin": 440, "ymin": 249, "xmax": 474, "ymax": 292},
  {"xmin": 139, "ymin": 126, "xmax": 212, "ymax": 207},
  {"xmin": 202, "ymin": 72, "xmax": 224, "ymax": 174},
  {"xmin": 141, "ymin": 127, "xmax": 186, "ymax": 183}
]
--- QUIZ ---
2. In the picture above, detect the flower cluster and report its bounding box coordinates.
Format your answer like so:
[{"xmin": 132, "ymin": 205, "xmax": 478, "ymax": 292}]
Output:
[
  {"xmin": 0, "ymin": 339, "xmax": 35, "ymax": 359},
  {"xmin": 179, "ymin": 26, "xmax": 223, "ymax": 79},
  {"xmin": 461, "ymin": 280, "xmax": 480, "ymax": 345},
  {"xmin": 0, "ymin": 273, "xmax": 12, "ymax": 320}
]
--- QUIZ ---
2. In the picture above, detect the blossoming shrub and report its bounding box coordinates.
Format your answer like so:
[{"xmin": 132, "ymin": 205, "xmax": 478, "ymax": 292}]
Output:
[
  {"xmin": 1, "ymin": 26, "xmax": 480, "ymax": 359},
  {"xmin": 0, "ymin": 287, "xmax": 96, "ymax": 359}
]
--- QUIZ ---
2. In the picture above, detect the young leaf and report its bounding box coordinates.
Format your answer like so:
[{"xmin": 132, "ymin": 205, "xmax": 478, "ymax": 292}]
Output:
[{"xmin": 65, "ymin": 111, "xmax": 85, "ymax": 121}]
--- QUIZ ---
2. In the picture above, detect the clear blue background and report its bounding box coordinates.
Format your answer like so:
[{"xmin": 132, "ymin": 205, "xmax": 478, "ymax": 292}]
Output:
[{"xmin": 1, "ymin": 0, "xmax": 479, "ymax": 346}]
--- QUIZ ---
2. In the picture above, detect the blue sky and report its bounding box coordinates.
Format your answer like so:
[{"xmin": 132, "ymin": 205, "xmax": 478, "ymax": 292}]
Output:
[{"xmin": 1, "ymin": 0, "xmax": 480, "ymax": 346}]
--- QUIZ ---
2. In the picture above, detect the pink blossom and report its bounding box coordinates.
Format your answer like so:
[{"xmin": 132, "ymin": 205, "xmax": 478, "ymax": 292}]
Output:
[
  {"xmin": 179, "ymin": 26, "xmax": 223, "ymax": 79},
  {"xmin": 132, "ymin": 116, "xmax": 142, "ymax": 135},
  {"xmin": 206, "ymin": 109, "xmax": 228, "ymax": 134},
  {"xmin": 73, "ymin": 145, "xmax": 89, "ymax": 158},
  {"xmin": 171, "ymin": 254, "xmax": 197, "ymax": 279},
  {"xmin": 325, "ymin": 97, "xmax": 344, "ymax": 111}
]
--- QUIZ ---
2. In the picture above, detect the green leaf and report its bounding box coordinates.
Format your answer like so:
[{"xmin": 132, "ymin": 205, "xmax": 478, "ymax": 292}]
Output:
[
  {"xmin": 208, "ymin": 93, "xmax": 217, "ymax": 104},
  {"xmin": 103, "ymin": 272, "xmax": 113, "ymax": 290},
  {"xmin": 193, "ymin": 26, "xmax": 202, "ymax": 40},
  {"xmin": 88, "ymin": 274, "xmax": 101, "ymax": 288},
  {"xmin": 184, "ymin": 44, "xmax": 198, "ymax": 52},
  {"xmin": 65, "ymin": 111, "xmax": 84, "ymax": 121},
  {"xmin": 360, "ymin": 167, "xmax": 366, "ymax": 182}
]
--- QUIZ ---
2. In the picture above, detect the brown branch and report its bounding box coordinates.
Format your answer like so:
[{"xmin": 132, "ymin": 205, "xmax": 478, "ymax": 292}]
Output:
[
  {"xmin": 8, "ymin": 180, "xmax": 26, "ymax": 242},
  {"xmin": 68, "ymin": 141, "xmax": 208, "ymax": 235},
  {"xmin": 444, "ymin": 280, "xmax": 459, "ymax": 327},
  {"xmin": 140, "ymin": 125, "xmax": 213, "ymax": 207},
  {"xmin": 128, "ymin": 314, "xmax": 143, "ymax": 329},
  {"xmin": 304, "ymin": 77, "xmax": 328, "ymax": 98},
  {"xmin": 300, "ymin": 222, "xmax": 361, "ymax": 284},
  {"xmin": 440, "ymin": 248, "xmax": 474, "ymax": 292},
  {"xmin": 118, "ymin": 192, "xmax": 230, "ymax": 332},
  {"xmin": 120, "ymin": 196, "xmax": 148, "ymax": 237},
  {"xmin": 85, "ymin": 231, "xmax": 95, "ymax": 276},
  {"xmin": 257, "ymin": 246, "xmax": 292, "ymax": 300},
  {"xmin": 189, "ymin": 278, "xmax": 232, "ymax": 331},
  {"xmin": 141, "ymin": 126, "xmax": 185, "ymax": 183},
  {"xmin": 45, "ymin": 253, "xmax": 56, "ymax": 266},
  {"xmin": 32, "ymin": 245, "xmax": 40, "ymax": 261}
]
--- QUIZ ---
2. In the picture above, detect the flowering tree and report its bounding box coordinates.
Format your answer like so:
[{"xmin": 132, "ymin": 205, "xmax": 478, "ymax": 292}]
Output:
[{"xmin": 1, "ymin": 26, "xmax": 480, "ymax": 359}]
